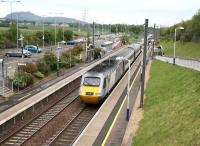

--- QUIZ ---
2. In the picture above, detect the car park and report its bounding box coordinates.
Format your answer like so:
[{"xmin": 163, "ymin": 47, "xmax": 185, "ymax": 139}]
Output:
[
  {"xmin": 24, "ymin": 45, "xmax": 42, "ymax": 53},
  {"xmin": 5, "ymin": 49, "xmax": 32, "ymax": 57}
]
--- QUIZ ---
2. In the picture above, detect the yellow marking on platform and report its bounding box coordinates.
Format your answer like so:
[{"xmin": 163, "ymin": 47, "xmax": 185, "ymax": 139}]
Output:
[
  {"xmin": 101, "ymin": 68, "xmax": 141, "ymax": 146},
  {"xmin": 18, "ymin": 93, "xmax": 31, "ymax": 101}
]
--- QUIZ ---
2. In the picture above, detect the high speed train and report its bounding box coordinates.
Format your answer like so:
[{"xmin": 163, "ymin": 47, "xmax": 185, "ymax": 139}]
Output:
[{"xmin": 79, "ymin": 43, "xmax": 142, "ymax": 104}]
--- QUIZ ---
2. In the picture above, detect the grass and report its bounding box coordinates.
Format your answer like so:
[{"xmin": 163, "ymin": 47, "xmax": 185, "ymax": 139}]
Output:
[
  {"xmin": 133, "ymin": 60, "xmax": 200, "ymax": 146},
  {"xmin": 0, "ymin": 27, "xmax": 8, "ymax": 31},
  {"xmin": 160, "ymin": 40, "xmax": 200, "ymax": 59}
]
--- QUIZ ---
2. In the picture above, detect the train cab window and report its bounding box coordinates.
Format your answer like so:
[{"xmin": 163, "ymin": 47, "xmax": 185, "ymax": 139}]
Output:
[
  {"xmin": 103, "ymin": 79, "xmax": 106, "ymax": 88},
  {"xmin": 83, "ymin": 77, "xmax": 100, "ymax": 86}
]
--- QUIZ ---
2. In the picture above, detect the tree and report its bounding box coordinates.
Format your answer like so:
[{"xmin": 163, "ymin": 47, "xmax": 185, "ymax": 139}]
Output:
[
  {"xmin": 64, "ymin": 30, "xmax": 73, "ymax": 41},
  {"xmin": 57, "ymin": 28, "xmax": 63, "ymax": 42},
  {"xmin": 35, "ymin": 31, "xmax": 43, "ymax": 45},
  {"xmin": 43, "ymin": 51, "xmax": 57, "ymax": 71},
  {"xmin": 8, "ymin": 23, "xmax": 17, "ymax": 42},
  {"xmin": 44, "ymin": 30, "xmax": 53, "ymax": 44}
]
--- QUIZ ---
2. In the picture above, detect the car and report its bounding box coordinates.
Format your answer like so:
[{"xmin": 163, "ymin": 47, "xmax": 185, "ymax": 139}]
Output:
[
  {"xmin": 24, "ymin": 45, "xmax": 42, "ymax": 53},
  {"xmin": 5, "ymin": 49, "xmax": 32, "ymax": 57}
]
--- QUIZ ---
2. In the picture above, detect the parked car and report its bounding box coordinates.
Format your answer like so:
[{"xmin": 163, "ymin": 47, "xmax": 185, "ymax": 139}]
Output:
[
  {"xmin": 5, "ymin": 49, "xmax": 32, "ymax": 57},
  {"xmin": 24, "ymin": 45, "xmax": 42, "ymax": 53}
]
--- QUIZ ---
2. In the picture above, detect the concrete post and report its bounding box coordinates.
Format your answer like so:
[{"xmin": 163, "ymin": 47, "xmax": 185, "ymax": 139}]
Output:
[{"xmin": 140, "ymin": 19, "xmax": 148, "ymax": 108}]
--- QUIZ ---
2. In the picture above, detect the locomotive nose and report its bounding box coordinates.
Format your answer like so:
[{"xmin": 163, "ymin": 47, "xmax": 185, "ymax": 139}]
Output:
[{"xmin": 79, "ymin": 86, "xmax": 101, "ymax": 104}]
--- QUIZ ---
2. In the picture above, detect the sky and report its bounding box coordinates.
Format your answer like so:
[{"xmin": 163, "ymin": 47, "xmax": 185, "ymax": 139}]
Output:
[{"xmin": 0, "ymin": 0, "xmax": 200, "ymax": 26}]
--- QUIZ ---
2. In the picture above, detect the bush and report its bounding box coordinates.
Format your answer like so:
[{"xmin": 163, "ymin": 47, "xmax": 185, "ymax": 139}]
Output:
[
  {"xmin": 43, "ymin": 51, "xmax": 57, "ymax": 71},
  {"xmin": 71, "ymin": 44, "xmax": 84, "ymax": 55},
  {"xmin": 13, "ymin": 71, "xmax": 34, "ymax": 89},
  {"xmin": 36, "ymin": 59, "xmax": 50, "ymax": 75},
  {"xmin": 18, "ymin": 62, "xmax": 38, "ymax": 74},
  {"xmin": 34, "ymin": 71, "xmax": 45, "ymax": 79},
  {"xmin": 64, "ymin": 30, "xmax": 73, "ymax": 41}
]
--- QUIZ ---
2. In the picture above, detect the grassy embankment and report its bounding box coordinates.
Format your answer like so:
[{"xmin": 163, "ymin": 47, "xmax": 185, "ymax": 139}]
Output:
[
  {"xmin": 161, "ymin": 41, "xmax": 200, "ymax": 60},
  {"xmin": 133, "ymin": 60, "xmax": 200, "ymax": 146}
]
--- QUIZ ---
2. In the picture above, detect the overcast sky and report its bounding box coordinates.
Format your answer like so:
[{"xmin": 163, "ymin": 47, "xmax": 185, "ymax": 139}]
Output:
[{"xmin": 0, "ymin": 0, "xmax": 200, "ymax": 26}]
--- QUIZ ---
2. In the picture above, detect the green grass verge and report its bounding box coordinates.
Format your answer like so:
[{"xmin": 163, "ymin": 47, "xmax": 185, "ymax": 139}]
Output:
[
  {"xmin": 161, "ymin": 41, "xmax": 200, "ymax": 59},
  {"xmin": 133, "ymin": 60, "xmax": 200, "ymax": 146}
]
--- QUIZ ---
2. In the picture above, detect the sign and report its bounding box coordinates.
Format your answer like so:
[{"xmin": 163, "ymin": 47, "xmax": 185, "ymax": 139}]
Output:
[{"xmin": 18, "ymin": 63, "xmax": 26, "ymax": 66}]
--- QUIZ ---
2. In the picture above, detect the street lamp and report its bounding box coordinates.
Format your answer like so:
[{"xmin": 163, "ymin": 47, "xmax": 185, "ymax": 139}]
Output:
[
  {"xmin": 42, "ymin": 15, "xmax": 46, "ymax": 50},
  {"xmin": 0, "ymin": 58, "xmax": 4, "ymax": 96},
  {"xmin": 18, "ymin": 33, "xmax": 24, "ymax": 61},
  {"xmin": 1, "ymin": 0, "xmax": 21, "ymax": 23},
  {"xmin": 173, "ymin": 26, "xmax": 184, "ymax": 65},
  {"xmin": 57, "ymin": 40, "xmax": 65, "ymax": 77},
  {"xmin": 62, "ymin": 19, "xmax": 65, "ymax": 42},
  {"xmin": 116, "ymin": 57, "xmax": 131, "ymax": 121},
  {"xmin": 16, "ymin": 12, "xmax": 19, "ymax": 49}
]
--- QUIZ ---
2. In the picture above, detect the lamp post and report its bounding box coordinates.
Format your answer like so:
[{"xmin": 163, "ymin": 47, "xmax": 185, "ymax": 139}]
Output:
[
  {"xmin": 116, "ymin": 57, "xmax": 131, "ymax": 121},
  {"xmin": 1, "ymin": 0, "xmax": 21, "ymax": 23},
  {"xmin": 16, "ymin": 12, "xmax": 19, "ymax": 49},
  {"xmin": 62, "ymin": 19, "xmax": 65, "ymax": 42},
  {"xmin": 173, "ymin": 26, "xmax": 184, "ymax": 65},
  {"xmin": 18, "ymin": 34, "xmax": 24, "ymax": 61},
  {"xmin": 127, "ymin": 59, "xmax": 131, "ymax": 121},
  {"xmin": 42, "ymin": 15, "xmax": 46, "ymax": 50},
  {"xmin": 57, "ymin": 41, "xmax": 65, "ymax": 77},
  {"xmin": 0, "ymin": 58, "xmax": 4, "ymax": 96}
]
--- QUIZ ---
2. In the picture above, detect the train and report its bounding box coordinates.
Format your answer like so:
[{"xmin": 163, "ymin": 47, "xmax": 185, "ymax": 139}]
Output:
[{"xmin": 79, "ymin": 43, "xmax": 142, "ymax": 104}]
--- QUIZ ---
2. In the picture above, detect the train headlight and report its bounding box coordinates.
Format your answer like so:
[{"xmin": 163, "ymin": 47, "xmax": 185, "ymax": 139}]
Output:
[{"xmin": 95, "ymin": 92, "xmax": 101, "ymax": 96}]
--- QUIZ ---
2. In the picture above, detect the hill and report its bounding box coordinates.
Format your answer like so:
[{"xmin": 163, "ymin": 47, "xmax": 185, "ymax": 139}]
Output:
[{"xmin": 4, "ymin": 11, "xmax": 86, "ymax": 24}]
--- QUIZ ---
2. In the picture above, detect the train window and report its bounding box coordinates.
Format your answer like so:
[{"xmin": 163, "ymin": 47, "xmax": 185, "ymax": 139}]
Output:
[
  {"xmin": 103, "ymin": 79, "xmax": 106, "ymax": 88},
  {"xmin": 83, "ymin": 77, "xmax": 101, "ymax": 86}
]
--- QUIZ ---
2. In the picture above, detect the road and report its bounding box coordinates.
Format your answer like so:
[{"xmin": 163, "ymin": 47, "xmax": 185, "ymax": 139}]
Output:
[
  {"xmin": 155, "ymin": 56, "xmax": 200, "ymax": 72},
  {"xmin": 0, "ymin": 34, "xmax": 121, "ymax": 78}
]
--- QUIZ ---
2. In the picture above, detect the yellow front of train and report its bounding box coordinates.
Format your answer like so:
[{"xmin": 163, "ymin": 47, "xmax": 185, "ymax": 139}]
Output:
[{"xmin": 79, "ymin": 76, "xmax": 102, "ymax": 104}]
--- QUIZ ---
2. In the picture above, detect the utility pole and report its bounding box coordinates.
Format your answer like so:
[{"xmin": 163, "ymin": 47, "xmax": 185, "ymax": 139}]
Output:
[
  {"xmin": 57, "ymin": 44, "xmax": 60, "ymax": 77},
  {"xmin": 153, "ymin": 24, "xmax": 156, "ymax": 58},
  {"xmin": 140, "ymin": 19, "xmax": 148, "ymax": 108},
  {"xmin": 92, "ymin": 22, "xmax": 95, "ymax": 46},
  {"xmin": 17, "ymin": 12, "xmax": 19, "ymax": 49},
  {"xmin": 42, "ymin": 15, "xmax": 45, "ymax": 50}
]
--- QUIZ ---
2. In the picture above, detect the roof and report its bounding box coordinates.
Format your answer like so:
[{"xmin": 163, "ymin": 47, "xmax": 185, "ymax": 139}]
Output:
[{"xmin": 88, "ymin": 57, "xmax": 121, "ymax": 75}]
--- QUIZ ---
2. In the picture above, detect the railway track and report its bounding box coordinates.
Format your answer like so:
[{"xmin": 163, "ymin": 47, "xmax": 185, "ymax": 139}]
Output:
[
  {"xmin": 1, "ymin": 88, "xmax": 80, "ymax": 146},
  {"xmin": 48, "ymin": 106, "xmax": 98, "ymax": 146}
]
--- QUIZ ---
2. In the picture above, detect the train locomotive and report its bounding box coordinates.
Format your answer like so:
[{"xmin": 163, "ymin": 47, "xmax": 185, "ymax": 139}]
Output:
[{"xmin": 79, "ymin": 43, "xmax": 142, "ymax": 104}]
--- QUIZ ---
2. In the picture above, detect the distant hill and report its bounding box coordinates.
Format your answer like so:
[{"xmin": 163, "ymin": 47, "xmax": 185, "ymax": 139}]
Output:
[{"xmin": 4, "ymin": 11, "xmax": 86, "ymax": 24}]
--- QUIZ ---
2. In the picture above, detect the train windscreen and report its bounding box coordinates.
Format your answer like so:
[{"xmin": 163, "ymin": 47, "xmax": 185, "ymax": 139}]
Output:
[{"xmin": 83, "ymin": 77, "xmax": 101, "ymax": 86}]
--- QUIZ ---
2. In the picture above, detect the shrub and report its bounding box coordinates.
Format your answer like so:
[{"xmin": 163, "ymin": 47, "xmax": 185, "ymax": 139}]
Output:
[
  {"xmin": 34, "ymin": 71, "xmax": 45, "ymax": 79},
  {"xmin": 71, "ymin": 44, "xmax": 84, "ymax": 55},
  {"xmin": 43, "ymin": 51, "xmax": 57, "ymax": 71},
  {"xmin": 36, "ymin": 59, "xmax": 50, "ymax": 75},
  {"xmin": 18, "ymin": 62, "xmax": 37, "ymax": 74},
  {"xmin": 64, "ymin": 30, "xmax": 73, "ymax": 41},
  {"xmin": 13, "ymin": 71, "xmax": 34, "ymax": 89}
]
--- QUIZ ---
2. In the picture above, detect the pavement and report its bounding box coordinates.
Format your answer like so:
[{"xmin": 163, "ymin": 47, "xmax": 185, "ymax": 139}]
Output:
[{"xmin": 155, "ymin": 56, "xmax": 200, "ymax": 72}]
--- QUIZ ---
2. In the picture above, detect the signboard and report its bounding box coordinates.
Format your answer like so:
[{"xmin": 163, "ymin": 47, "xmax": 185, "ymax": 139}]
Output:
[{"xmin": 18, "ymin": 63, "xmax": 26, "ymax": 66}]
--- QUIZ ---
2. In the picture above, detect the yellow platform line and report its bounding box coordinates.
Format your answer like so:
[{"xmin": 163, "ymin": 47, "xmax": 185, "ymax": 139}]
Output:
[{"xmin": 18, "ymin": 93, "xmax": 31, "ymax": 101}]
